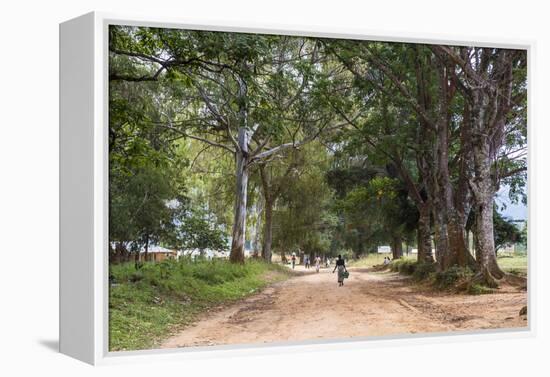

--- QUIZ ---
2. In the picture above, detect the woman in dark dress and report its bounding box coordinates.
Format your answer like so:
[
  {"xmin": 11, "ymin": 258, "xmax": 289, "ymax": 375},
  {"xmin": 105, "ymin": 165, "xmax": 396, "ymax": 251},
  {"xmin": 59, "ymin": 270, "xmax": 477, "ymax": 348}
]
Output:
[{"xmin": 332, "ymin": 254, "xmax": 348, "ymax": 287}]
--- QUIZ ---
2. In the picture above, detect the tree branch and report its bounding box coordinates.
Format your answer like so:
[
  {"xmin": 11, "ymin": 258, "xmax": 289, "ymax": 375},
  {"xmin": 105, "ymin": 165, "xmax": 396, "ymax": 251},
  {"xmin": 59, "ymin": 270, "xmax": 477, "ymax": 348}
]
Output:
[
  {"xmin": 160, "ymin": 124, "xmax": 236, "ymax": 154},
  {"xmin": 363, "ymin": 48, "xmax": 436, "ymax": 130},
  {"xmin": 499, "ymin": 166, "xmax": 527, "ymax": 180},
  {"xmin": 110, "ymin": 65, "xmax": 166, "ymax": 82}
]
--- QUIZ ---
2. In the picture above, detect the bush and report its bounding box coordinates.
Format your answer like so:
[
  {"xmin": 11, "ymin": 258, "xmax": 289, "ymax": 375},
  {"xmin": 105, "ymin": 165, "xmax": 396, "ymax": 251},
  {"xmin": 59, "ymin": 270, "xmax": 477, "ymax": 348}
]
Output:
[
  {"xmin": 388, "ymin": 260, "xmax": 435, "ymax": 280},
  {"xmin": 434, "ymin": 266, "xmax": 474, "ymax": 289},
  {"xmin": 413, "ymin": 262, "xmax": 436, "ymax": 281},
  {"xmin": 387, "ymin": 259, "xmax": 495, "ymax": 294},
  {"xmin": 129, "ymin": 270, "xmax": 144, "ymax": 282},
  {"xmin": 400, "ymin": 260, "xmax": 417, "ymax": 275},
  {"xmin": 339, "ymin": 249, "xmax": 355, "ymax": 261},
  {"xmin": 389, "ymin": 261, "xmax": 400, "ymax": 272},
  {"xmin": 389, "ymin": 259, "xmax": 414, "ymax": 274}
]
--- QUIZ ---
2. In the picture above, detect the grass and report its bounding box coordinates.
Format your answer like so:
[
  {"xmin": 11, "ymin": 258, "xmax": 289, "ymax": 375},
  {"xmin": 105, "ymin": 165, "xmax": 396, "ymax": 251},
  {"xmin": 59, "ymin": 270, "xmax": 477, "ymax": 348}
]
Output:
[
  {"xmin": 497, "ymin": 253, "xmax": 528, "ymax": 276},
  {"xmin": 348, "ymin": 253, "xmax": 415, "ymax": 268},
  {"xmin": 109, "ymin": 258, "xmax": 291, "ymax": 351}
]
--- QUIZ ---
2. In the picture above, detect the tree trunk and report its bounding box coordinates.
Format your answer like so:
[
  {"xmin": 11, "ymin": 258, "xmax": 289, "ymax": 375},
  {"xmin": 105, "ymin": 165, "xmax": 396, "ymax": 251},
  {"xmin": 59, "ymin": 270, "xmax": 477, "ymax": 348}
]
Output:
[
  {"xmin": 112, "ymin": 242, "xmax": 130, "ymax": 263},
  {"xmin": 470, "ymin": 79, "xmax": 505, "ymax": 286},
  {"xmin": 391, "ymin": 235, "xmax": 403, "ymax": 259},
  {"xmin": 452, "ymin": 99, "xmax": 476, "ymax": 268},
  {"xmin": 447, "ymin": 211, "xmax": 475, "ymax": 267},
  {"xmin": 253, "ymin": 192, "xmax": 263, "ymax": 257},
  {"xmin": 433, "ymin": 64, "xmax": 451, "ymax": 269},
  {"xmin": 470, "ymin": 91, "xmax": 504, "ymax": 284},
  {"xmin": 229, "ymin": 69, "xmax": 251, "ymax": 264},
  {"xmin": 417, "ymin": 204, "xmax": 433, "ymax": 263},
  {"xmin": 144, "ymin": 233, "xmax": 149, "ymax": 262},
  {"xmin": 261, "ymin": 198, "xmax": 274, "ymax": 262},
  {"xmin": 432, "ymin": 201, "xmax": 449, "ymax": 267},
  {"xmin": 465, "ymin": 230, "xmax": 470, "ymax": 256},
  {"xmin": 473, "ymin": 191, "xmax": 504, "ymax": 285},
  {"xmin": 473, "ymin": 229, "xmax": 481, "ymax": 263},
  {"xmin": 230, "ymin": 128, "xmax": 250, "ymax": 264},
  {"xmin": 133, "ymin": 250, "xmax": 140, "ymax": 269},
  {"xmin": 471, "ymin": 152, "xmax": 504, "ymax": 285}
]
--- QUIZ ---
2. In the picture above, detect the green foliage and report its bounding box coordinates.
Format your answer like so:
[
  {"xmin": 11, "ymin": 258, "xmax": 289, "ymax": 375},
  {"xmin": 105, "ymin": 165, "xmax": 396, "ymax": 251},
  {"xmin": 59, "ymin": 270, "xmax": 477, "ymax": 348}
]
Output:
[
  {"xmin": 389, "ymin": 259, "xmax": 417, "ymax": 275},
  {"xmin": 169, "ymin": 206, "xmax": 228, "ymax": 252},
  {"xmin": 388, "ymin": 259, "xmax": 435, "ymax": 281},
  {"xmin": 493, "ymin": 210, "xmax": 526, "ymax": 252},
  {"xmin": 434, "ymin": 266, "xmax": 475, "ymax": 289},
  {"xmin": 412, "ymin": 262, "xmax": 436, "ymax": 281},
  {"xmin": 109, "ymin": 67, "xmax": 191, "ymax": 255},
  {"xmin": 334, "ymin": 173, "xmax": 417, "ymax": 257},
  {"xmin": 272, "ymin": 143, "xmax": 337, "ymax": 257},
  {"xmin": 109, "ymin": 259, "xmax": 290, "ymax": 351},
  {"xmin": 109, "ymin": 25, "xmax": 349, "ymax": 263},
  {"xmin": 110, "ymin": 164, "xmax": 180, "ymax": 248},
  {"xmin": 337, "ymin": 249, "xmax": 355, "ymax": 261},
  {"xmin": 386, "ymin": 258, "xmax": 499, "ymax": 295}
]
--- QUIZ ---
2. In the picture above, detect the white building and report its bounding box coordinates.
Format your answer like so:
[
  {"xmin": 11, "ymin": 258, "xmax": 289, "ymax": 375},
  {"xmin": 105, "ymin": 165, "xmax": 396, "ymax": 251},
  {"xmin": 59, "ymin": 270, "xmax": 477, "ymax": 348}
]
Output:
[
  {"xmin": 377, "ymin": 245, "xmax": 391, "ymax": 254},
  {"xmin": 177, "ymin": 248, "xmax": 230, "ymax": 260}
]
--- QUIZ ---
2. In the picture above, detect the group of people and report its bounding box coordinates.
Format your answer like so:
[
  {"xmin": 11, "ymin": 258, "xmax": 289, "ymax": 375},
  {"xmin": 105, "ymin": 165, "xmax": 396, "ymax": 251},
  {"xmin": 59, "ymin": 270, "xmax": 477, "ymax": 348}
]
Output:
[
  {"xmin": 303, "ymin": 255, "xmax": 323, "ymax": 272},
  {"xmin": 289, "ymin": 253, "xmax": 349, "ymax": 286},
  {"xmin": 291, "ymin": 254, "xmax": 323, "ymax": 273}
]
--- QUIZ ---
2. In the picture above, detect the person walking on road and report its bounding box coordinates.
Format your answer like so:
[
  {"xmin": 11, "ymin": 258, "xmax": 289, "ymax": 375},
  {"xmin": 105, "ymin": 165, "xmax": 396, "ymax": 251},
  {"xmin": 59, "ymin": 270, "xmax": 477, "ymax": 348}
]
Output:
[
  {"xmin": 332, "ymin": 254, "xmax": 348, "ymax": 287},
  {"xmin": 315, "ymin": 255, "xmax": 321, "ymax": 273},
  {"xmin": 291, "ymin": 253, "xmax": 296, "ymax": 269}
]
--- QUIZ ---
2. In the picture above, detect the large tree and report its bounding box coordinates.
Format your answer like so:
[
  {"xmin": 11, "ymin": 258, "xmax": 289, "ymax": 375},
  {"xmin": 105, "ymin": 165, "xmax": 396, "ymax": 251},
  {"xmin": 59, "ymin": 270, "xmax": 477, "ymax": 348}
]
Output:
[
  {"xmin": 109, "ymin": 76, "xmax": 187, "ymax": 263},
  {"xmin": 109, "ymin": 27, "xmax": 345, "ymax": 263},
  {"xmin": 325, "ymin": 40, "xmax": 526, "ymax": 280},
  {"xmin": 431, "ymin": 46, "xmax": 527, "ymax": 284}
]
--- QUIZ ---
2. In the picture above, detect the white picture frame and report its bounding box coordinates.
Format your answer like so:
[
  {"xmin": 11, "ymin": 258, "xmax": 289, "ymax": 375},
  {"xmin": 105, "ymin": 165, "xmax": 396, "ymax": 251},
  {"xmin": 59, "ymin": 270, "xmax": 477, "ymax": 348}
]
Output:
[{"xmin": 59, "ymin": 11, "xmax": 535, "ymax": 365}]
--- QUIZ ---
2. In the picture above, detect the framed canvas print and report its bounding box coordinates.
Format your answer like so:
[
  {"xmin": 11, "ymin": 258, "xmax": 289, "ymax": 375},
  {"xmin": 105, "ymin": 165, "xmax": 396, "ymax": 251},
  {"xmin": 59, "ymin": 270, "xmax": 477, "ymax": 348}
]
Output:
[{"xmin": 59, "ymin": 12, "xmax": 533, "ymax": 365}]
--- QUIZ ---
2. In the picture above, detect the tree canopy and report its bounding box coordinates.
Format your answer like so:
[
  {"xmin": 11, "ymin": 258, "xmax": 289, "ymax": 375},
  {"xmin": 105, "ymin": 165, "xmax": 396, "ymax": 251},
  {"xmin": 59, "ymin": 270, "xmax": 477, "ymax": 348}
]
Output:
[{"xmin": 109, "ymin": 25, "xmax": 527, "ymax": 285}]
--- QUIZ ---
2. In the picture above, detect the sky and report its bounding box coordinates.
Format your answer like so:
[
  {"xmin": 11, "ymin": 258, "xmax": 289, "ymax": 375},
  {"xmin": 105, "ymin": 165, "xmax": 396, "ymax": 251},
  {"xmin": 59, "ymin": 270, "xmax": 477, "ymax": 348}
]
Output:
[{"xmin": 496, "ymin": 185, "xmax": 527, "ymax": 221}]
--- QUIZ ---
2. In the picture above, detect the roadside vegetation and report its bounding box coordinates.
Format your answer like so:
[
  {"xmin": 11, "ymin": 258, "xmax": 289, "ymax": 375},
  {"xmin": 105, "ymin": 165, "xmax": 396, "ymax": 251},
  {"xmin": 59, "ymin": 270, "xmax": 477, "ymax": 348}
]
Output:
[
  {"xmin": 109, "ymin": 259, "xmax": 290, "ymax": 351},
  {"xmin": 348, "ymin": 253, "xmax": 415, "ymax": 268},
  {"xmin": 350, "ymin": 253, "xmax": 527, "ymax": 294}
]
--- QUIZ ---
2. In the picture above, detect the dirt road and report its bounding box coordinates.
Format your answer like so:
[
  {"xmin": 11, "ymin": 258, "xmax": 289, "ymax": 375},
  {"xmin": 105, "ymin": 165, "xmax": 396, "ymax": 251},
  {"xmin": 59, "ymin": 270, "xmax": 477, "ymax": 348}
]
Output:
[{"xmin": 161, "ymin": 266, "xmax": 527, "ymax": 348}]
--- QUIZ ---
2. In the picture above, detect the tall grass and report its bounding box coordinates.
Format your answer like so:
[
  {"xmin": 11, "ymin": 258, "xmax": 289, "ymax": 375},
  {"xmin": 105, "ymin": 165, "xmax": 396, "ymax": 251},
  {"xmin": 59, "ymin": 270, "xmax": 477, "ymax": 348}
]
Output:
[{"xmin": 109, "ymin": 258, "xmax": 290, "ymax": 351}]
